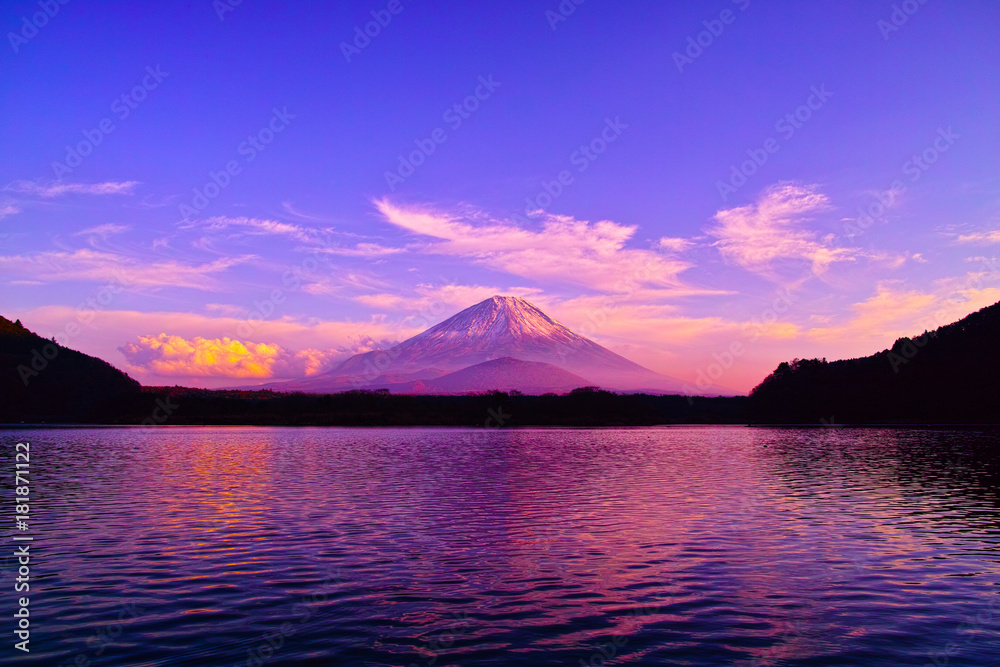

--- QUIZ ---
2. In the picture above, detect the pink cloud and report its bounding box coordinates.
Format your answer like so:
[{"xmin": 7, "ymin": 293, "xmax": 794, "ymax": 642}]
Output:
[
  {"xmin": 374, "ymin": 199, "xmax": 703, "ymax": 294},
  {"xmin": 6, "ymin": 180, "xmax": 139, "ymax": 197},
  {"xmin": 0, "ymin": 249, "xmax": 251, "ymax": 290},
  {"xmin": 709, "ymin": 183, "xmax": 856, "ymax": 280}
]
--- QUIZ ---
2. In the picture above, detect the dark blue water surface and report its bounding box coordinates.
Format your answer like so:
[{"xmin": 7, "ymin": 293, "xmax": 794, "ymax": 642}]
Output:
[{"xmin": 2, "ymin": 426, "xmax": 999, "ymax": 666}]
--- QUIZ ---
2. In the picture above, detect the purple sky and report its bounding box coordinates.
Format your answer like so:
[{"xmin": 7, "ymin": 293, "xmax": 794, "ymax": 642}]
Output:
[{"xmin": 2, "ymin": 0, "xmax": 999, "ymax": 392}]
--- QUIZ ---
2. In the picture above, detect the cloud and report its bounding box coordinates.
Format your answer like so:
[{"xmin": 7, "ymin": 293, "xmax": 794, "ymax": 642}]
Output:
[
  {"xmin": 300, "ymin": 270, "xmax": 395, "ymax": 297},
  {"xmin": 807, "ymin": 284, "xmax": 936, "ymax": 342},
  {"xmin": 0, "ymin": 249, "xmax": 251, "ymax": 290},
  {"xmin": 354, "ymin": 283, "xmax": 545, "ymax": 317},
  {"xmin": 16, "ymin": 306, "xmax": 424, "ymax": 388},
  {"xmin": 956, "ymin": 229, "xmax": 1000, "ymax": 245},
  {"xmin": 374, "ymin": 199, "xmax": 702, "ymax": 294},
  {"xmin": 302, "ymin": 281, "xmax": 339, "ymax": 296},
  {"xmin": 708, "ymin": 183, "xmax": 856, "ymax": 280},
  {"xmin": 316, "ymin": 243, "xmax": 404, "ymax": 257},
  {"xmin": 281, "ymin": 201, "xmax": 341, "ymax": 223},
  {"xmin": 119, "ymin": 334, "xmax": 340, "ymax": 379},
  {"xmin": 657, "ymin": 237, "xmax": 695, "ymax": 253},
  {"xmin": 807, "ymin": 277, "xmax": 1000, "ymax": 343},
  {"xmin": 0, "ymin": 201, "xmax": 20, "ymax": 219},
  {"xmin": 74, "ymin": 224, "xmax": 131, "ymax": 238},
  {"xmin": 6, "ymin": 180, "xmax": 139, "ymax": 197},
  {"xmin": 547, "ymin": 294, "xmax": 799, "ymax": 345},
  {"xmin": 201, "ymin": 216, "xmax": 318, "ymax": 243},
  {"xmin": 204, "ymin": 303, "xmax": 250, "ymax": 317}
]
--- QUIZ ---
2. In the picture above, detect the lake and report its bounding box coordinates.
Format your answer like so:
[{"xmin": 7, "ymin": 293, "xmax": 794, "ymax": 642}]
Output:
[{"xmin": 3, "ymin": 426, "xmax": 999, "ymax": 666}]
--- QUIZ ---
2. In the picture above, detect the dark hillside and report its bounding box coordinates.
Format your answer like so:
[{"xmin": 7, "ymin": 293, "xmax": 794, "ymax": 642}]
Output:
[
  {"xmin": 0, "ymin": 316, "xmax": 141, "ymax": 421},
  {"xmin": 749, "ymin": 300, "xmax": 1000, "ymax": 424}
]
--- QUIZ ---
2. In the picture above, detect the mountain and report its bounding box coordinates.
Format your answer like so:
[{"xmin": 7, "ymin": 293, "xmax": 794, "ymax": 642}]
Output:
[
  {"xmin": 270, "ymin": 296, "xmax": 691, "ymax": 394},
  {"xmin": 383, "ymin": 357, "xmax": 592, "ymax": 395},
  {"xmin": 748, "ymin": 299, "xmax": 1000, "ymax": 424},
  {"xmin": 0, "ymin": 315, "xmax": 141, "ymax": 421}
]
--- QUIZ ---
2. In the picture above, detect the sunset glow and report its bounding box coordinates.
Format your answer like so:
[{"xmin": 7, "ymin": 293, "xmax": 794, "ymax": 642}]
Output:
[{"xmin": 3, "ymin": 3, "xmax": 998, "ymax": 392}]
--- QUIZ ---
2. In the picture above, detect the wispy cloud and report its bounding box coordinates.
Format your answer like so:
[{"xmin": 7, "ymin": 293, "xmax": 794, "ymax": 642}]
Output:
[
  {"xmin": 0, "ymin": 249, "xmax": 251, "ymax": 290},
  {"xmin": 657, "ymin": 237, "xmax": 695, "ymax": 253},
  {"xmin": 5, "ymin": 180, "xmax": 139, "ymax": 198},
  {"xmin": 73, "ymin": 224, "xmax": 131, "ymax": 238},
  {"xmin": 300, "ymin": 270, "xmax": 394, "ymax": 297},
  {"xmin": 0, "ymin": 201, "xmax": 20, "ymax": 219},
  {"xmin": 317, "ymin": 243, "xmax": 405, "ymax": 257},
  {"xmin": 956, "ymin": 229, "xmax": 1000, "ymax": 245},
  {"xmin": 374, "ymin": 199, "xmax": 700, "ymax": 294},
  {"xmin": 708, "ymin": 183, "xmax": 856, "ymax": 280},
  {"xmin": 201, "ymin": 216, "xmax": 319, "ymax": 243},
  {"xmin": 119, "ymin": 334, "xmax": 340, "ymax": 379},
  {"xmin": 354, "ymin": 283, "xmax": 544, "ymax": 314}
]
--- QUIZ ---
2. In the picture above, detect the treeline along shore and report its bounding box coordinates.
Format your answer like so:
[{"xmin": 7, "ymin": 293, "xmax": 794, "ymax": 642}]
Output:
[{"xmin": 4, "ymin": 298, "xmax": 1000, "ymax": 426}]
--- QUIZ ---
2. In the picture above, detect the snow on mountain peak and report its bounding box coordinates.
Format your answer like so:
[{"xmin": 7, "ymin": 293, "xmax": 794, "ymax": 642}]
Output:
[
  {"xmin": 414, "ymin": 295, "xmax": 576, "ymax": 344},
  {"xmin": 309, "ymin": 294, "xmax": 694, "ymax": 395}
]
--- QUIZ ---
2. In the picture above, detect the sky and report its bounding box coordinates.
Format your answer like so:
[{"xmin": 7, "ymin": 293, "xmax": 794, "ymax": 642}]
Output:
[{"xmin": 2, "ymin": 0, "xmax": 999, "ymax": 393}]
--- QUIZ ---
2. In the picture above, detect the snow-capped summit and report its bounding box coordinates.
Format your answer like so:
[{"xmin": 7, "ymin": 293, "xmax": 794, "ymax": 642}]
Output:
[
  {"xmin": 273, "ymin": 296, "xmax": 691, "ymax": 394},
  {"xmin": 400, "ymin": 295, "xmax": 589, "ymax": 353}
]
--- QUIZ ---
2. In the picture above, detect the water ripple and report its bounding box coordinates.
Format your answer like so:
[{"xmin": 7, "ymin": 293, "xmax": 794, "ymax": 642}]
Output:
[{"xmin": 1, "ymin": 426, "xmax": 998, "ymax": 666}]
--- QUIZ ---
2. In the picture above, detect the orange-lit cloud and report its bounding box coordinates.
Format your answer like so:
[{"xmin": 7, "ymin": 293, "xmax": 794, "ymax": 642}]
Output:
[
  {"xmin": 119, "ymin": 334, "xmax": 340, "ymax": 379},
  {"xmin": 807, "ymin": 281, "xmax": 1000, "ymax": 343},
  {"xmin": 956, "ymin": 229, "xmax": 1000, "ymax": 245}
]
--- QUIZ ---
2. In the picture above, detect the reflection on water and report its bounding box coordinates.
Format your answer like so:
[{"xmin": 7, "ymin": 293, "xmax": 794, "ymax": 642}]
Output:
[{"xmin": 2, "ymin": 426, "xmax": 999, "ymax": 666}]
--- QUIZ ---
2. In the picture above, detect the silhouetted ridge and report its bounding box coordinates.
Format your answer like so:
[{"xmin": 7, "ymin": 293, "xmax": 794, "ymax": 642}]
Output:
[
  {"xmin": 749, "ymin": 300, "xmax": 1000, "ymax": 424},
  {"xmin": 0, "ymin": 315, "xmax": 141, "ymax": 421}
]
